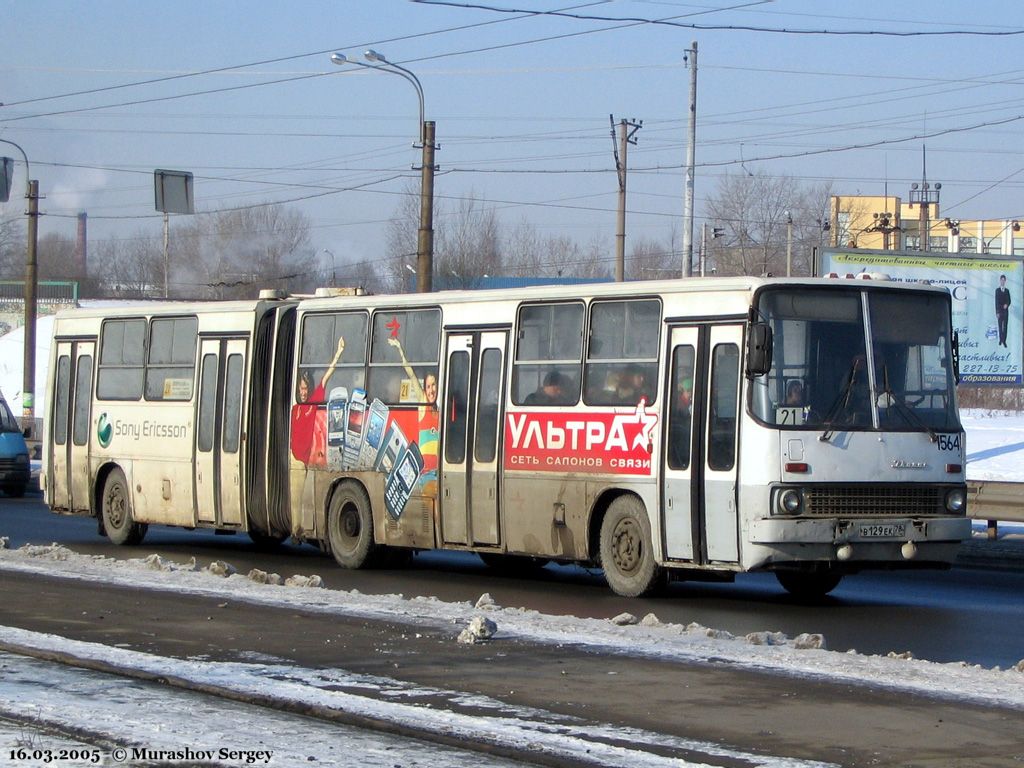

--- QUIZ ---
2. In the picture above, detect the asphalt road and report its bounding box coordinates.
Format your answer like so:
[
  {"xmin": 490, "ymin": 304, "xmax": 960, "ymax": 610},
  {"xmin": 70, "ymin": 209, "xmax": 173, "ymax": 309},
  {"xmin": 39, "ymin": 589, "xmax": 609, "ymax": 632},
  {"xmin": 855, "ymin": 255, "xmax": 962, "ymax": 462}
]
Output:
[{"xmin": 3, "ymin": 495, "xmax": 1023, "ymax": 668}]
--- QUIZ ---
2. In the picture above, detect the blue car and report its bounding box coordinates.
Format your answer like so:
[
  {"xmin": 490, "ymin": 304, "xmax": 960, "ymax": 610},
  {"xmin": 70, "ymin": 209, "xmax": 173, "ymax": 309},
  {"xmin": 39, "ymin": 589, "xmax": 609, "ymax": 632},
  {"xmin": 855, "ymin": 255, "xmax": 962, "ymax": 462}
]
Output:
[{"xmin": 0, "ymin": 396, "xmax": 30, "ymax": 497}]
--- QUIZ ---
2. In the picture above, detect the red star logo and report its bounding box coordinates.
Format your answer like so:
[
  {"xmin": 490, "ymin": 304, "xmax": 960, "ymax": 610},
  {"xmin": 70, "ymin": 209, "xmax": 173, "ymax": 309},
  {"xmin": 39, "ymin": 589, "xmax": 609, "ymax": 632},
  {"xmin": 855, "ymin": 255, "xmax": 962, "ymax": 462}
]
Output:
[{"xmin": 386, "ymin": 316, "xmax": 401, "ymax": 338}]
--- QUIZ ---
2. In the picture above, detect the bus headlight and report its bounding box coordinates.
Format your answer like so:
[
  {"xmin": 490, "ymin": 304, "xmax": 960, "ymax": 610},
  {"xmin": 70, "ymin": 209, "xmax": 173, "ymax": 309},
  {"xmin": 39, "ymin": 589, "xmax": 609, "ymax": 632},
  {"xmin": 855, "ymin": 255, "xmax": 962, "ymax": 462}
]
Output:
[
  {"xmin": 945, "ymin": 488, "xmax": 966, "ymax": 514},
  {"xmin": 777, "ymin": 488, "xmax": 803, "ymax": 515}
]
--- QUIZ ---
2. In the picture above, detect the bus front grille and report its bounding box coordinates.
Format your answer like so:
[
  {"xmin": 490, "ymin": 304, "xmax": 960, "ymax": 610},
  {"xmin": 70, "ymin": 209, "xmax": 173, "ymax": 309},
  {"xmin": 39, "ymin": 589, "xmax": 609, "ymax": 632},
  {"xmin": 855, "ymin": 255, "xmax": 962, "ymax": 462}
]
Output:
[{"xmin": 803, "ymin": 485, "xmax": 947, "ymax": 517}]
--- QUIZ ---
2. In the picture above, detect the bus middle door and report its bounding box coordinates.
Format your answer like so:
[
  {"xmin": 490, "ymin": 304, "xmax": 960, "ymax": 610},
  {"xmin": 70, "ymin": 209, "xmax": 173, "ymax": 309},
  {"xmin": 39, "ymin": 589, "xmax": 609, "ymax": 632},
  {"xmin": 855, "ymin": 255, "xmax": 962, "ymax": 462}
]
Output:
[
  {"xmin": 662, "ymin": 324, "xmax": 741, "ymax": 564},
  {"xmin": 195, "ymin": 338, "xmax": 247, "ymax": 528},
  {"xmin": 441, "ymin": 331, "xmax": 507, "ymax": 547}
]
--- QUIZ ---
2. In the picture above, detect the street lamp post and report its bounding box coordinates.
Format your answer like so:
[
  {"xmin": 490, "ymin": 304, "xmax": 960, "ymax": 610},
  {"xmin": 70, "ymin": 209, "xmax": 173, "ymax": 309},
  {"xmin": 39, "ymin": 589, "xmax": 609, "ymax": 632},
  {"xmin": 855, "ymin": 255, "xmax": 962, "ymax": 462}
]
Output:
[
  {"xmin": 331, "ymin": 51, "xmax": 435, "ymax": 293},
  {"xmin": 321, "ymin": 248, "xmax": 337, "ymax": 285},
  {"xmin": 0, "ymin": 139, "xmax": 40, "ymax": 433}
]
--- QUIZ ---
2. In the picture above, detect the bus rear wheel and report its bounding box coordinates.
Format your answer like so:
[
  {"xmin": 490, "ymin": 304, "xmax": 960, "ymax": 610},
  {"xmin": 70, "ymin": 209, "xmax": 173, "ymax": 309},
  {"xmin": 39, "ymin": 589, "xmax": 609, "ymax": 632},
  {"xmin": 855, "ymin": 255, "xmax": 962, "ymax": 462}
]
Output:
[
  {"xmin": 101, "ymin": 468, "xmax": 147, "ymax": 546},
  {"xmin": 775, "ymin": 569, "xmax": 842, "ymax": 600},
  {"xmin": 327, "ymin": 481, "xmax": 377, "ymax": 569},
  {"xmin": 599, "ymin": 495, "xmax": 663, "ymax": 597}
]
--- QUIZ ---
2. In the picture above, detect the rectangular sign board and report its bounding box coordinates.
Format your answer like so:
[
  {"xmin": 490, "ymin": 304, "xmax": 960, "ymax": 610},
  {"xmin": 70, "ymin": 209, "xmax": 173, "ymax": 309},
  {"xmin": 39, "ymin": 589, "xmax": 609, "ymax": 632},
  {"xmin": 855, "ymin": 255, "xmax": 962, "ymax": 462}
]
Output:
[{"xmin": 154, "ymin": 169, "xmax": 195, "ymax": 215}]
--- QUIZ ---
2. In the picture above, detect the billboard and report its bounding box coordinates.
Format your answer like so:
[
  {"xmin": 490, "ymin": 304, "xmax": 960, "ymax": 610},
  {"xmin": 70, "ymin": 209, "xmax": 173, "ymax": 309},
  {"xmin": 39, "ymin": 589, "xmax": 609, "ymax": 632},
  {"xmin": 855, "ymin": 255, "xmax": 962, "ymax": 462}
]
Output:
[{"xmin": 820, "ymin": 249, "xmax": 1022, "ymax": 386}]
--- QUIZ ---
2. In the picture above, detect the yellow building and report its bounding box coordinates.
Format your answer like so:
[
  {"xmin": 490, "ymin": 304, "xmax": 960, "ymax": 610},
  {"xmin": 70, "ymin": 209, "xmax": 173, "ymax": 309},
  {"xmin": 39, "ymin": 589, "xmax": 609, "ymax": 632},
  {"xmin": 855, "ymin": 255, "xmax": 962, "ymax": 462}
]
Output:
[{"xmin": 830, "ymin": 193, "xmax": 1021, "ymax": 255}]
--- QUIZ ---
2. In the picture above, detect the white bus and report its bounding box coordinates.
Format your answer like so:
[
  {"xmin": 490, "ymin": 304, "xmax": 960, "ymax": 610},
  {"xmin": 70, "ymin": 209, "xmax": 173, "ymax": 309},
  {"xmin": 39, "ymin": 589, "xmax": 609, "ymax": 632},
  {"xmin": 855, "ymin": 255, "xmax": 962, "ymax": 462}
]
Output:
[{"xmin": 42, "ymin": 277, "xmax": 970, "ymax": 598}]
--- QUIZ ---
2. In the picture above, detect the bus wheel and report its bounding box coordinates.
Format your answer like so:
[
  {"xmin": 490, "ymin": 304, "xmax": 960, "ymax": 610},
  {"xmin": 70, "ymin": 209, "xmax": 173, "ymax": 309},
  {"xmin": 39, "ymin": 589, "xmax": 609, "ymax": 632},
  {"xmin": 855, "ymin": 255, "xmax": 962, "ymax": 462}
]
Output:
[
  {"xmin": 599, "ymin": 495, "xmax": 662, "ymax": 597},
  {"xmin": 775, "ymin": 570, "xmax": 842, "ymax": 601},
  {"xmin": 101, "ymin": 468, "xmax": 147, "ymax": 546},
  {"xmin": 327, "ymin": 482, "xmax": 377, "ymax": 569}
]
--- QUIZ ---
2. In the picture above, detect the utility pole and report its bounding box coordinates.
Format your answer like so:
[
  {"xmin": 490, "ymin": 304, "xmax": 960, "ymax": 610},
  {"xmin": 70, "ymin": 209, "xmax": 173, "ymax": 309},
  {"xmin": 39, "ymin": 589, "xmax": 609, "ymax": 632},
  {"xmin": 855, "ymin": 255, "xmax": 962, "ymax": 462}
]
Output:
[
  {"xmin": 682, "ymin": 41, "xmax": 698, "ymax": 277},
  {"xmin": 417, "ymin": 120, "xmax": 436, "ymax": 293},
  {"xmin": 610, "ymin": 115, "xmax": 642, "ymax": 282},
  {"xmin": 23, "ymin": 180, "xmax": 39, "ymax": 431},
  {"xmin": 162, "ymin": 212, "xmax": 169, "ymax": 298},
  {"xmin": 785, "ymin": 211, "xmax": 793, "ymax": 276}
]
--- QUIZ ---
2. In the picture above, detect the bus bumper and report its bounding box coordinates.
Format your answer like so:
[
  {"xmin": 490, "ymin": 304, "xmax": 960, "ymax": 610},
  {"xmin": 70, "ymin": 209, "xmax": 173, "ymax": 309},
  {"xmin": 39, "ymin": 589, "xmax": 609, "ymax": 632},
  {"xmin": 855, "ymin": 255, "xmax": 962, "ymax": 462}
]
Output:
[{"xmin": 749, "ymin": 516, "xmax": 972, "ymax": 565}]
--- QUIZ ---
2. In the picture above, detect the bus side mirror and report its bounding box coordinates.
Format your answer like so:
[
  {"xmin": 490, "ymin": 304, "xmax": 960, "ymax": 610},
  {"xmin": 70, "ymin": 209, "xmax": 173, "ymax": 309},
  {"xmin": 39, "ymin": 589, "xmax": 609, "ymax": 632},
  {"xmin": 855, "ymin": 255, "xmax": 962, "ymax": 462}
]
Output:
[{"xmin": 746, "ymin": 323, "xmax": 773, "ymax": 377}]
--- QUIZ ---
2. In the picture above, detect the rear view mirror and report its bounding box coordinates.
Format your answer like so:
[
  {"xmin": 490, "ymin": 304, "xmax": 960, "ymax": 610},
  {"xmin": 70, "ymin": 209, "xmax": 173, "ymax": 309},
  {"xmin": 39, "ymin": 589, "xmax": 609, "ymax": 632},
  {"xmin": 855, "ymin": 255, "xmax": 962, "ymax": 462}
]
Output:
[{"xmin": 746, "ymin": 323, "xmax": 773, "ymax": 377}]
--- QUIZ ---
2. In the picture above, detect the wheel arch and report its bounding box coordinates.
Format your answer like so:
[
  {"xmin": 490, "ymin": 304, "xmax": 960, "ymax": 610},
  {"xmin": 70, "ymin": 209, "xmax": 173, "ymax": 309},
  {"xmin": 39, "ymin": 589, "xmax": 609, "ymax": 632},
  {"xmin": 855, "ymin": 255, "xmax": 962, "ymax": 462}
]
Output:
[{"xmin": 92, "ymin": 460, "xmax": 131, "ymax": 520}]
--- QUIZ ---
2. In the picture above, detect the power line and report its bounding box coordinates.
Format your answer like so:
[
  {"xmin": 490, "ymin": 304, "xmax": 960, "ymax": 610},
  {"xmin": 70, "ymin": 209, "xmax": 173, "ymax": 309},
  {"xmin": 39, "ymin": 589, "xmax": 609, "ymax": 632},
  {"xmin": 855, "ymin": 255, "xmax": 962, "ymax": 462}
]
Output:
[{"xmin": 414, "ymin": 1, "xmax": 1024, "ymax": 36}]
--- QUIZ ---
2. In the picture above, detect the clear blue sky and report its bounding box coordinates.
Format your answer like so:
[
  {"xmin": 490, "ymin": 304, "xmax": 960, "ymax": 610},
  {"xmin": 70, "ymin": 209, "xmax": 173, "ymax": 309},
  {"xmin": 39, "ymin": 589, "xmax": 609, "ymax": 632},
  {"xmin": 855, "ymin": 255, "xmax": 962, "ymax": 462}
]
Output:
[{"xmin": 3, "ymin": 1, "xmax": 1024, "ymax": 280}]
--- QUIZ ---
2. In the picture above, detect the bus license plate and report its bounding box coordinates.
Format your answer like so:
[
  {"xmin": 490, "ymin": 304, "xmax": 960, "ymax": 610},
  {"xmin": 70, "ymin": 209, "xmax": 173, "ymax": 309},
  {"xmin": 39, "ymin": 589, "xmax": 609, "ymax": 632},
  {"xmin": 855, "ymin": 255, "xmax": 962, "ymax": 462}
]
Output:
[{"xmin": 858, "ymin": 523, "xmax": 906, "ymax": 538}]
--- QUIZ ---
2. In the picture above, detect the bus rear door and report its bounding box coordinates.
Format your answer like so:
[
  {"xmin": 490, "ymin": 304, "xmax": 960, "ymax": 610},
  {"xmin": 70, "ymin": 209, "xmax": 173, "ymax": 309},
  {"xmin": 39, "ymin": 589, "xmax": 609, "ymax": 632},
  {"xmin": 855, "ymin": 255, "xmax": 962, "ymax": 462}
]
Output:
[
  {"xmin": 441, "ymin": 330, "xmax": 507, "ymax": 547},
  {"xmin": 195, "ymin": 338, "xmax": 247, "ymax": 527},
  {"xmin": 50, "ymin": 340, "xmax": 95, "ymax": 514}
]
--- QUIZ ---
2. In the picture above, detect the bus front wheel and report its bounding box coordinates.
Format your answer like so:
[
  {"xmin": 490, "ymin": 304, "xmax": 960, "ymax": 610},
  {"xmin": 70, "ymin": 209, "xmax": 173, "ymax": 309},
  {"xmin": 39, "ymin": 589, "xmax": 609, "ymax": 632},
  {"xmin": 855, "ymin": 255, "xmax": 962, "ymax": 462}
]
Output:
[
  {"xmin": 327, "ymin": 482, "xmax": 377, "ymax": 569},
  {"xmin": 775, "ymin": 569, "xmax": 842, "ymax": 600},
  {"xmin": 599, "ymin": 495, "xmax": 663, "ymax": 597},
  {"xmin": 101, "ymin": 468, "xmax": 147, "ymax": 546}
]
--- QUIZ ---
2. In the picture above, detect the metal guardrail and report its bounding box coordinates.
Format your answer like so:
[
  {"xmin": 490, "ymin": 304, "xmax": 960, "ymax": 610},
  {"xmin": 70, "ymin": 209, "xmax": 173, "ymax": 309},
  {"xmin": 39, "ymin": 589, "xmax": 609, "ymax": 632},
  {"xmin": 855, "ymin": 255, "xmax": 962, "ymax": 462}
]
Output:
[{"xmin": 966, "ymin": 480, "xmax": 1024, "ymax": 538}]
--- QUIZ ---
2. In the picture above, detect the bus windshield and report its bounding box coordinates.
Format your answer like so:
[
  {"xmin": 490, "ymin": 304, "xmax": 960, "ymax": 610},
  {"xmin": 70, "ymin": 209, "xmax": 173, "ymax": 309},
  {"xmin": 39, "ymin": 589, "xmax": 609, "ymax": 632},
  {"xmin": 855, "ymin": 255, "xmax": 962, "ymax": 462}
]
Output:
[
  {"xmin": 0, "ymin": 399, "xmax": 21, "ymax": 433},
  {"xmin": 752, "ymin": 286, "xmax": 960, "ymax": 433}
]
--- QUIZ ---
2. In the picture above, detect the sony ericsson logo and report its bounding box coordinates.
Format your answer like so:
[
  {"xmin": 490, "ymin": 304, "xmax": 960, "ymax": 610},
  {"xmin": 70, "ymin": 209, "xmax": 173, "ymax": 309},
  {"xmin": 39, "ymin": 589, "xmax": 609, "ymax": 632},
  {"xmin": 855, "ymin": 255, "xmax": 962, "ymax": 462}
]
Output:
[{"xmin": 97, "ymin": 413, "xmax": 113, "ymax": 448}]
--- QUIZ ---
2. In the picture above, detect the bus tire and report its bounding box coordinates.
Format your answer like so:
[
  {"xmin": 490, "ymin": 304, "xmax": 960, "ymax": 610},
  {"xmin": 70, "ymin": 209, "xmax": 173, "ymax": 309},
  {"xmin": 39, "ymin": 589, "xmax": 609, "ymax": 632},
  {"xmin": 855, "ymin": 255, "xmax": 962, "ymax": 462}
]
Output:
[
  {"xmin": 775, "ymin": 570, "xmax": 842, "ymax": 601},
  {"xmin": 101, "ymin": 468, "xmax": 147, "ymax": 546},
  {"xmin": 326, "ymin": 481, "xmax": 377, "ymax": 569},
  {"xmin": 599, "ymin": 495, "xmax": 663, "ymax": 597}
]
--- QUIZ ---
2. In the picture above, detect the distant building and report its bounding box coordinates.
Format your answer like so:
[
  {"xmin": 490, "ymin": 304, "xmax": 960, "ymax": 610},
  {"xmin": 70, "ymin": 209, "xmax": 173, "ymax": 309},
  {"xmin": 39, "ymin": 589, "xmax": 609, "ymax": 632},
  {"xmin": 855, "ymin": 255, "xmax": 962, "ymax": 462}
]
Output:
[{"xmin": 830, "ymin": 193, "xmax": 1022, "ymax": 256}]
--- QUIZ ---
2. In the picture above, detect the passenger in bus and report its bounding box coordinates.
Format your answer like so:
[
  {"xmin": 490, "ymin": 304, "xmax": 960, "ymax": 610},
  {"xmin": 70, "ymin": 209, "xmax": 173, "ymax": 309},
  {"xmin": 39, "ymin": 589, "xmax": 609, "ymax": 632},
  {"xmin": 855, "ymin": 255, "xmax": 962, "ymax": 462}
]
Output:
[
  {"xmin": 615, "ymin": 364, "xmax": 651, "ymax": 405},
  {"xmin": 525, "ymin": 370, "xmax": 568, "ymax": 405},
  {"xmin": 785, "ymin": 379, "xmax": 805, "ymax": 406},
  {"xmin": 291, "ymin": 336, "xmax": 346, "ymax": 467}
]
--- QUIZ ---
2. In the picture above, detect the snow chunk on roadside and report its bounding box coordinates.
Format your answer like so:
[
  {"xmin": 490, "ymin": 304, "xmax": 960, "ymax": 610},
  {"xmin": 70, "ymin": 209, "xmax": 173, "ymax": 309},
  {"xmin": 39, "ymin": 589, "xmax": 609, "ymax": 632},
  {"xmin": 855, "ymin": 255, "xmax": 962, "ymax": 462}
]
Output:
[
  {"xmin": 458, "ymin": 616, "xmax": 497, "ymax": 644},
  {"xmin": 284, "ymin": 574, "xmax": 323, "ymax": 588},
  {"xmin": 793, "ymin": 633, "xmax": 826, "ymax": 650},
  {"xmin": 610, "ymin": 612, "xmax": 639, "ymax": 626},
  {"xmin": 247, "ymin": 569, "xmax": 283, "ymax": 586},
  {"xmin": 475, "ymin": 593, "xmax": 497, "ymax": 610},
  {"xmin": 18, "ymin": 543, "xmax": 72, "ymax": 560},
  {"xmin": 745, "ymin": 631, "xmax": 788, "ymax": 646},
  {"xmin": 204, "ymin": 560, "xmax": 236, "ymax": 578}
]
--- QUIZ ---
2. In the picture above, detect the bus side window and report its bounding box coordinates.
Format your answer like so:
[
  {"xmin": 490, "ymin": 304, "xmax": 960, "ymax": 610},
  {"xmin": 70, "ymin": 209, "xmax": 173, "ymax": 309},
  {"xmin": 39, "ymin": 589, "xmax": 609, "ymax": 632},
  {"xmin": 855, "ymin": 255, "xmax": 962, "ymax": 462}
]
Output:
[
  {"xmin": 97, "ymin": 318, "xmax": 146, "ymax": 400},
  {"xmin": 584, "ymin": 299, "xmax": 661, "ymax": 406},
  {"xmin": 708, "ymin": 343, "xmax": 739, "ymax": 471},
  {"xmin": 512, "ymin": 302, "xmax": 583, "ymax": 405}
]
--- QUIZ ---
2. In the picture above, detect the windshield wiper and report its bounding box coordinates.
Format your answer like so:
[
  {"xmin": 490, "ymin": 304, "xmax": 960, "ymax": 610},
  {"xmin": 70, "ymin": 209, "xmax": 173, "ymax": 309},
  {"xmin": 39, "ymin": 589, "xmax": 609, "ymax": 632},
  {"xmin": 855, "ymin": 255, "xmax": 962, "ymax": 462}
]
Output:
[
  {"xmin": 819, "ymin": 357, "xmax": 863, "ymax": 442},
  {"xmin": 878, "ymin": 364, "xmax": 938, "ymax": 443}
]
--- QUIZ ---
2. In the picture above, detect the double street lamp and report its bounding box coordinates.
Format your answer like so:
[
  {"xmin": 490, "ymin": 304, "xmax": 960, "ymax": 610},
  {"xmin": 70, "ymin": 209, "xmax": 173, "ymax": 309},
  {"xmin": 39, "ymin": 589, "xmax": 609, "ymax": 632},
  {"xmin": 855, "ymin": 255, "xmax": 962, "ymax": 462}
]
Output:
[{"xmin": 330, "ymin": 51, "xmax": 435, "ymax": 293}]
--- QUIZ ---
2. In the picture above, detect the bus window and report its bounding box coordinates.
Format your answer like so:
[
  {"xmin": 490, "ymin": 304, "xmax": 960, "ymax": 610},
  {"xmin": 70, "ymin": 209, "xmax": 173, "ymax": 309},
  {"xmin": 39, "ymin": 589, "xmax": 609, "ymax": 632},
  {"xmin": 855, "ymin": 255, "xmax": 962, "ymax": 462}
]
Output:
[
  {"xmin": 72, "ymin": 355, "xmax": 93, "ymax": 447},
  {"xmin": 298, "ymin": 312, "xmax": 368, "ymax": 404},
  {"xmin": 368, "ymin": 308, "xmax": 440, "ymax": 405},
  {"xmin": 145, "ymin": 317, "xmax": 198, "ymax": 401},
  {"xmin": 667, "ymin": 346, "xmax": 695, "ymax": 470},
  {"xmin": 97, "ymin": 319, "xmax": 145, "ymax": 400},
  {"xmin": 584, "ymin": 299, "xmax": 661, "ymax": 406},
  {"xmin": 54, "ymin": 355, "xmax": 70, "ymax": 446},
  {"xmin": 708, "ymin": 343, "xmax": 739, "ymax": 471},
  {"xmin": 512, "ymin": 302, "xmax": 583, "ymax": 405},
  {"xmin": 223, "ymin": 354, "xmax": 244, "ymax": 454},
  {"xmin": 197, "ymin": 354, "xmax": 217, "ymax": 453},
  {"xmin": 475, "ymin": 348, "xmax": 501, "ymax": 463},
  {"xmin": 446, "ymin": 350, "xmax": 470, "ymax": 464}
]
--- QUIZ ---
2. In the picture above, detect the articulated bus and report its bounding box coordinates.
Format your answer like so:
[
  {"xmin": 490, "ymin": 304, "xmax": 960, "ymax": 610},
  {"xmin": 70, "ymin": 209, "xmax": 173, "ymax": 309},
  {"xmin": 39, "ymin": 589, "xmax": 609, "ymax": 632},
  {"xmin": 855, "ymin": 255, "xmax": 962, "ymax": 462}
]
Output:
[{"xmin": 42, "ymin": 277, "xmax": 970, "ymax": 598}]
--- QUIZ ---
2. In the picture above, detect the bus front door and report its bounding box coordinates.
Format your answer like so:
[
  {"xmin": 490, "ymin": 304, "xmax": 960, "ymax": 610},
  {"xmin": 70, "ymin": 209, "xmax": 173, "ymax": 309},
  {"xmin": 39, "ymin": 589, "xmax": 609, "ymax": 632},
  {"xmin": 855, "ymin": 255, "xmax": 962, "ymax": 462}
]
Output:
[
  {"xmin": 441, "ymin": 331, "xmax": 507, "ymax": 547},
  {"xmin": 50, "ymin": 341, "xmax": 95, "ymax": 514},
  {"xmin": 195, "ymin": 338, "xmax": 247, "ymax": 528},
  {"xmin": 662, "ymin": 325, "xmax": 741, "ymax": 564}
]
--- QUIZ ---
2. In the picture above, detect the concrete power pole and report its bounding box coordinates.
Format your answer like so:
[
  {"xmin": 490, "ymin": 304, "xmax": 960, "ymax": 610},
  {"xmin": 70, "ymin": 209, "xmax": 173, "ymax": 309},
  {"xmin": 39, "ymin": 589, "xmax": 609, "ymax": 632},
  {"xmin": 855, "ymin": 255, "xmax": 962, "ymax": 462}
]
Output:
[
  {"xmin": 682, "ymin": 41, "xmax": 698, "ymax": 277},
  {"xmin": 23, "ymin": 180, "xmax": 39, "ymax": 431},
  {"xmin": 611, "ymin": 115, "xmax": 642, "ymax": 282}
]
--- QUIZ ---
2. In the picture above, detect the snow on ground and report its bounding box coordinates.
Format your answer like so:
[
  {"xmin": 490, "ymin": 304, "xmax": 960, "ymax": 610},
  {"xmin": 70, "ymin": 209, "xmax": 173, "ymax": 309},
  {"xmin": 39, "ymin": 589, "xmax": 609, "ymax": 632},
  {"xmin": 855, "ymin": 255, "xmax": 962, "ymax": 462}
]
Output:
[
  {"xmin": 961, "ymin": 409, "xmax": 1024, "ymax": 482},
  {"xmin": 0, "ymin": 543, "xmax": 1021, "ymax": 713}
]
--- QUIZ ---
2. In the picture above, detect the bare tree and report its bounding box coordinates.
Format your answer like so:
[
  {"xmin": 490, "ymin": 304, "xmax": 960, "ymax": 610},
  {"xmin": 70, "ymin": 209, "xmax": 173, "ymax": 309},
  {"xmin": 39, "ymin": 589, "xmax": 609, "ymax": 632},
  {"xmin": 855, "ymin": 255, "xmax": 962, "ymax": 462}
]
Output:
[
  {"xmin": 175, "ymin": 204, "xmax": 316, "ymax": 299},
  {"xmin": 37, "ymin": 233, "xmax": 77, "ymax": 281},
  {"xmin": 0, "ymin": 216, "xmax": 24, "ymax": 278},
  {"xmin": 705, "ymin": 172, "xmax": 835, "ymax": 278},
  {"xmin": 436, "ymin": 193, "xmax": 502, "ymax": 289},
  {"xmin": 91, "ymin": 231, "xmax": 163, "ymax": 298},
  {"xmin": 628, "ymin": 227, "xmax": 680, "ymax": 281}
]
